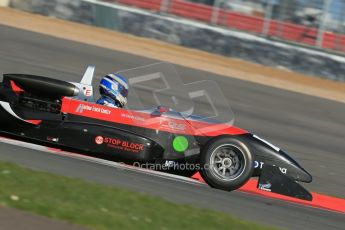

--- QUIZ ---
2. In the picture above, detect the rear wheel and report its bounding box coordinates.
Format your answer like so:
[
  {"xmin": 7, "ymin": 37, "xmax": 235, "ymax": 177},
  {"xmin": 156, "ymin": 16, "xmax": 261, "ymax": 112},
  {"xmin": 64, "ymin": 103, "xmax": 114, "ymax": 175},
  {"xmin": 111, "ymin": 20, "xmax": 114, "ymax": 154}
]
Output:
[{"xmin": 200, "ymin": 137, "xmax": 253, "ymax": 191}]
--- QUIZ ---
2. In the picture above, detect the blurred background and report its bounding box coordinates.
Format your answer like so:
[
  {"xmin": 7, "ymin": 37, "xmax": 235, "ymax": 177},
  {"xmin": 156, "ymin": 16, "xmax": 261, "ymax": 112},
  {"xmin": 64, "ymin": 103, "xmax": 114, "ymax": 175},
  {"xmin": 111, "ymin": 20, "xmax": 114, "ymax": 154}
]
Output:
[
  {"xmin": 100, "ymin": 0, "xmax": 345, "ymax": 53},
  {"xmin": 8, "ymin": 0, "xmax": 344, "ymax": 80}
]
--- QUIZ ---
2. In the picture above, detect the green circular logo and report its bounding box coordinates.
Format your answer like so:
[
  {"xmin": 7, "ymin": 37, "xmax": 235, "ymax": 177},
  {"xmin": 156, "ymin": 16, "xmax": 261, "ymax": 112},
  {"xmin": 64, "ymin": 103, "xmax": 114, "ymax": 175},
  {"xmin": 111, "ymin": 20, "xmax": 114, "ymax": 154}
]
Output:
[{"xmin": 172, "ymin": 136, "xmax": 189, "ymax": 153}]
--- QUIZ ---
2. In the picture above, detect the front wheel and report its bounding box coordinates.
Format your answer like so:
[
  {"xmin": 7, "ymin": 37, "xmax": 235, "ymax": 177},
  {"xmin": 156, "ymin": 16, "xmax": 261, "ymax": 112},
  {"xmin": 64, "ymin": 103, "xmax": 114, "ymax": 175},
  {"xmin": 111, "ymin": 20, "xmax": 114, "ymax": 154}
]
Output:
[{"xmin": 200, "ymin": 137, "xmax": 253, "ymax": 191}]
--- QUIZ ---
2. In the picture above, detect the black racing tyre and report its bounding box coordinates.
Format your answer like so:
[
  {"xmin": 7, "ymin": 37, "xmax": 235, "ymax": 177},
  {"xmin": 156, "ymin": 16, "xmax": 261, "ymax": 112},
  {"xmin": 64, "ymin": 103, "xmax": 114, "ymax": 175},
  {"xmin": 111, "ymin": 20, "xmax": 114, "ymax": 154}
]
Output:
[{"xmin": 200, "ymin": 137, "xmax": 254, "ymax": 191}]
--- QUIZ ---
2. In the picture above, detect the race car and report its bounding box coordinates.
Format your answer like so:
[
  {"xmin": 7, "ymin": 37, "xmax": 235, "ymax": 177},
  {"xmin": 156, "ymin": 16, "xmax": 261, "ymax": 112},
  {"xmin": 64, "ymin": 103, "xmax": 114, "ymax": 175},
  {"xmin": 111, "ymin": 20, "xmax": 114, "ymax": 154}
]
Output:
[{"xmin": 0, "ymin": 64, "xmax": 313, "ymax": 200}]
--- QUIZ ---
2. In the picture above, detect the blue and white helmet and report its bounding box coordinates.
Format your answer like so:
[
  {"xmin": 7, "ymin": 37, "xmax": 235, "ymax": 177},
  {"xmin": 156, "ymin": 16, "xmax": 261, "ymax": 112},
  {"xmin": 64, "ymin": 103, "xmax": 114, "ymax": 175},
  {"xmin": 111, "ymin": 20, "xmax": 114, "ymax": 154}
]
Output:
[{"xmin": 99, "ymin": 73, "xmax": 129, "ymax": 108}]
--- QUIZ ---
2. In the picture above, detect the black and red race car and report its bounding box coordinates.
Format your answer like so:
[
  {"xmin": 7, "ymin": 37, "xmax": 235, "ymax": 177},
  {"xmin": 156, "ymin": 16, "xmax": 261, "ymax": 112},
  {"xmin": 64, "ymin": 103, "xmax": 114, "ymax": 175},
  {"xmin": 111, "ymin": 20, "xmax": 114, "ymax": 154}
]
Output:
[{"xmin": 0, "ymin": 64, "xmax": 312, "ymax": 200}]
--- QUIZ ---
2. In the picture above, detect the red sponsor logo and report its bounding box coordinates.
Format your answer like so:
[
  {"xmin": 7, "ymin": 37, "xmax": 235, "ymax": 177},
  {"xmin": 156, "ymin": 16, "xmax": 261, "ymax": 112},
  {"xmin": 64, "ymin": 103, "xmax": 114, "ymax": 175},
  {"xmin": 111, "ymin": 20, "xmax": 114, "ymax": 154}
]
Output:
[
  {"xmin": 75, "ymin": 104, "xmax": 111, "ymax": 115},
  {"xmin": 84, "ymin": 88, "xmax": 92, "ymax": 96},
  {"xmin": 95, "ymin": 136, "xmax": 104, "ymax": 145},
  {"xmin": 100, "ymin": 137, "xmax": 145, "ymax": 153}
]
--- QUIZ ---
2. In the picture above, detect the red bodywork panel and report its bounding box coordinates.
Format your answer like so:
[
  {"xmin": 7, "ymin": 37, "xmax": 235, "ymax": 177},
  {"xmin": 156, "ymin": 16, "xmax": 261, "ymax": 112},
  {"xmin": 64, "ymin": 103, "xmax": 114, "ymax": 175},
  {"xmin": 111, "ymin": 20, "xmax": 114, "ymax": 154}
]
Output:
[
  {"xmin": 61, "ymin": 98, "xmax": 248, "ymax": 137},
  {"xmin": 25, "ymin": 120, "xmax": 42, "ymax": 125},
  {"xmin": 10, "ymin": 80, "xmax": 24, "ymax": 94}
]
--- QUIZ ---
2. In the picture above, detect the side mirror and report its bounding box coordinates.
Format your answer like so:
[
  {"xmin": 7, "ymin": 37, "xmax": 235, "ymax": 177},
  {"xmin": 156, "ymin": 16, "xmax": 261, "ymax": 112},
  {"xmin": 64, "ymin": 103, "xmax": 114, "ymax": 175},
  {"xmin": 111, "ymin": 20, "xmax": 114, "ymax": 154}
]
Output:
[
  {"xmin": 158, "ymin": 106, "xmax": 168, "ymax": 114},
  {"xmin": 151, "ymin": 106, "xmax": 169, "ymax": 116}
]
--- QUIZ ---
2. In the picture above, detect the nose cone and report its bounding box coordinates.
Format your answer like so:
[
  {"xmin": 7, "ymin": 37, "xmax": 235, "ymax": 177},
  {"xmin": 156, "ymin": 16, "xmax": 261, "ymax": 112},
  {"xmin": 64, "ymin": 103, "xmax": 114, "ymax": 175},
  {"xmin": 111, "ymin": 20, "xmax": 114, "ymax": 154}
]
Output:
[
  {"xmin": 295, "ymin": 166, "xmax": 312, "ymax": 183},
  {"xmin": 276, "ymin": 149, "xmax": 312, "ymax": 183}
]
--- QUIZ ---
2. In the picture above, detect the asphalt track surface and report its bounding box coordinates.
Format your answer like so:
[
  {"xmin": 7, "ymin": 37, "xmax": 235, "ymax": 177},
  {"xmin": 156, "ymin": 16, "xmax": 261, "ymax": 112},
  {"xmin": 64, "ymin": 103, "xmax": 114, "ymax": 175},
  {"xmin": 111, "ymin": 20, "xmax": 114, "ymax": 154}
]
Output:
[{"xmin": 0, "ymin": 25, "xmax": 344, "ymax": 229}]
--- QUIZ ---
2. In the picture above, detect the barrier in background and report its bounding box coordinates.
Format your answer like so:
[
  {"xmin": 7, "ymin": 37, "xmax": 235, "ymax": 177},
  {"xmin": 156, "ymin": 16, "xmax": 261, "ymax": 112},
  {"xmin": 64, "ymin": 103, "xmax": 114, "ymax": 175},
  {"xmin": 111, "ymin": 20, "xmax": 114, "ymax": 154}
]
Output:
[
  {"xmin": 0, "ymin": 0, "xmax": 9, "ymax": 6},
  {"xmin": 8, "ymin": 0, "xmax": 345, "ymax": 81},
  {"xmin": 110, "ymin": 0, "xmax": 345, "ymax": 53}
]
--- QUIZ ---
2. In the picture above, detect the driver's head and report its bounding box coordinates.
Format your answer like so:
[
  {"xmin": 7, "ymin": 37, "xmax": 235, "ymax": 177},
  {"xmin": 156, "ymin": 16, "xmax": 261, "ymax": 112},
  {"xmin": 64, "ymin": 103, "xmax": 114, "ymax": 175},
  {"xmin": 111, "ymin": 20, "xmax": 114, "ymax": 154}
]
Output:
[{"xmin": 99, "ymin": 73, "xmax": 129, "ymax": 108}]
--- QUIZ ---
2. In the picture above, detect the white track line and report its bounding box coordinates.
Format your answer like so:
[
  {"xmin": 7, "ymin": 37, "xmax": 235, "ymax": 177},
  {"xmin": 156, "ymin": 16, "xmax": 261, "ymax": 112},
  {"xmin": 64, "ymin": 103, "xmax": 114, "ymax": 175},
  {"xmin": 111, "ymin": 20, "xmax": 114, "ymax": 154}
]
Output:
[{"xmin": 0, "ymin": 136, "xmax": 204, "ymax": 186}]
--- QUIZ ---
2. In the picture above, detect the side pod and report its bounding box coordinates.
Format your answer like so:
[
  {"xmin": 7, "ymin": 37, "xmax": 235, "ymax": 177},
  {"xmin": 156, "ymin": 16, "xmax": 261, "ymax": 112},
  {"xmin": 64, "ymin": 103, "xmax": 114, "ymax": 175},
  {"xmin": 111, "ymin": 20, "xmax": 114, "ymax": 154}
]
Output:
[{"xmin": 258, "ymin": 165, "xmax": 313, "ymax": 201}]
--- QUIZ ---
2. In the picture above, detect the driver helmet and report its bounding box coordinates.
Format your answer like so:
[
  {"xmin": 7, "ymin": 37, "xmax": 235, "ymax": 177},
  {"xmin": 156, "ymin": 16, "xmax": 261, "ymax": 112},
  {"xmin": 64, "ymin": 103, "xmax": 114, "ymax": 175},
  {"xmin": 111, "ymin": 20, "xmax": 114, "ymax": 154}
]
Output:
[{"xmin": 99, "ymin": 73, "xmax": 129, "ymax": 108}]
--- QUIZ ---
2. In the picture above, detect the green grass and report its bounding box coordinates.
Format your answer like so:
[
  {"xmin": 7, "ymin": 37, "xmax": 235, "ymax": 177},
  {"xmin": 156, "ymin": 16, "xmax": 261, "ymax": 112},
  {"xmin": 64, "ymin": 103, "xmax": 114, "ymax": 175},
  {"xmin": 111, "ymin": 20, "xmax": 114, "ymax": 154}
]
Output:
[{"xmin": 0, "ymin": 160, "xmax": 277, "ymax": 230}]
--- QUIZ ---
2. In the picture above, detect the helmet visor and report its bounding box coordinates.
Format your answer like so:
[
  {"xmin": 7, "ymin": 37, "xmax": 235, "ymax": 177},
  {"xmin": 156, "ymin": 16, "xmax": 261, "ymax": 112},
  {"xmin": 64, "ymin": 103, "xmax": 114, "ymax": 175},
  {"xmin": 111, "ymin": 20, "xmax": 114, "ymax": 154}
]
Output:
[{"xmin": 118, "ymin": 84, "xmax": 128, "ymax": 98}]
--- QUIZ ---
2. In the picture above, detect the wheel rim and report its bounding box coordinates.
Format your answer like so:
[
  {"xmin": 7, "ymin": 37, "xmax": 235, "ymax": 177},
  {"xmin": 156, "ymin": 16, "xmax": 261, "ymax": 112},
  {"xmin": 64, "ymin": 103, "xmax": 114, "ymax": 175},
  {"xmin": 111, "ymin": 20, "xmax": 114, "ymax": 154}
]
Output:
[{"xmin": 209, "ymin": 144, "xmax": 246, "ymax": 181}]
